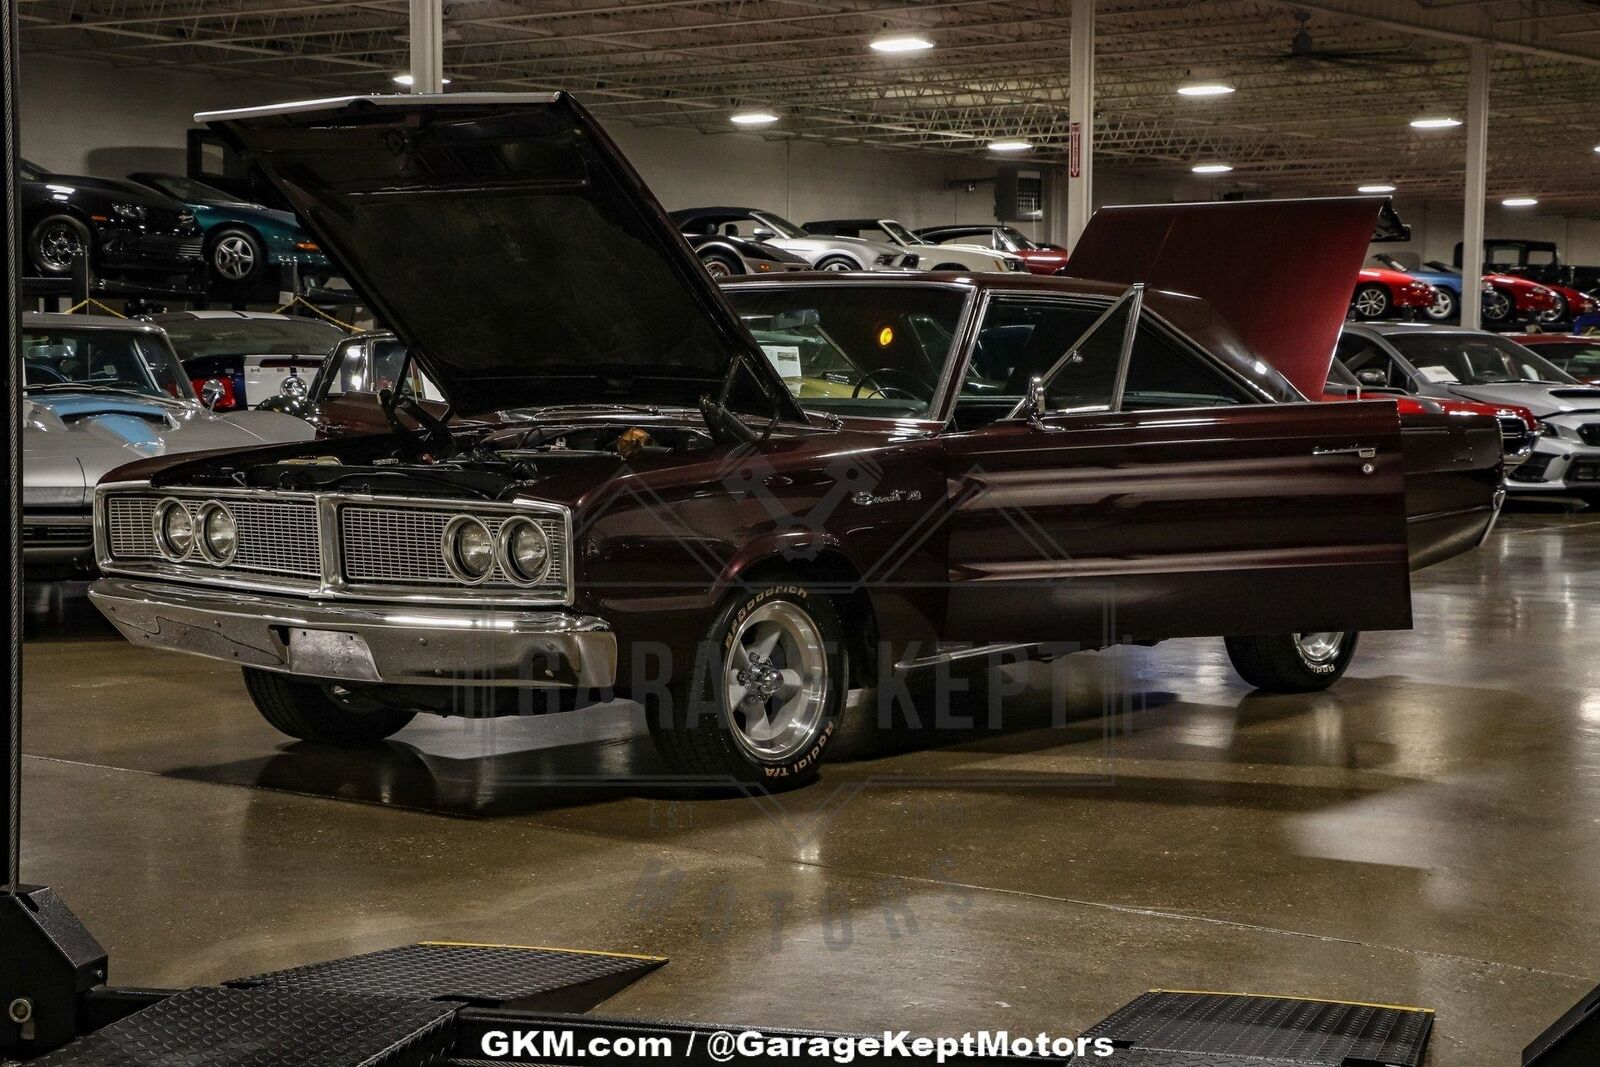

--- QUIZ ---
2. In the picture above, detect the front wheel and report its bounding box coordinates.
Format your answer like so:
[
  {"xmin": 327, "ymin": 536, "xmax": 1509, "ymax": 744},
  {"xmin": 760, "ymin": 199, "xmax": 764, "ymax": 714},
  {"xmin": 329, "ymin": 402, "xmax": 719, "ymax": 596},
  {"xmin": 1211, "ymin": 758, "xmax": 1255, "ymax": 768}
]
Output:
[
  {"xmin": 647, "ymin": 584, "xmax": 846, "ymax": 788},
  {"xmin": 242, "ymin": 668, "xmax": 415, "ymax": 744},
  {"xmin": 814, "ymin": 255, "xmax": 859, "ymax": 272},
  {"xmin": 208, "ymin": 228, "xmax": 266, "ymax": 285},
  {"xmin": 1537, "ymin": 293, "xmax": 1568, "ymax": 325},
  {"xmin": 1351, "ymin": 285, "xmax": 1390, "ymax": 320},
  {"xmin": 701, "ymin": 253, "xmax": 740, "ymax": 278},
  {"xmin": 1425, "ymin": 286, "xmax": 1457, "ymax": 322},
  {"xmin": 1224, "ymin": 631, "xmax": 1358, "ymax": 692},
  {"xmin": 1481, "ymin": 287, "xmax": 1514, "ymax": 325}
]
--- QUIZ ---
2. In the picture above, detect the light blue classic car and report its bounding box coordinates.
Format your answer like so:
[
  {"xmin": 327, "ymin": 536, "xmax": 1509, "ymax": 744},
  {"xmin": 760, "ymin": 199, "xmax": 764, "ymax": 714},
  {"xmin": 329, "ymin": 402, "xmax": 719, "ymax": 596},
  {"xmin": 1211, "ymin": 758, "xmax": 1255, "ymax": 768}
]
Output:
[{"xmin": 126, "ymin": 171, "xmax": 332, "ymax": 288}]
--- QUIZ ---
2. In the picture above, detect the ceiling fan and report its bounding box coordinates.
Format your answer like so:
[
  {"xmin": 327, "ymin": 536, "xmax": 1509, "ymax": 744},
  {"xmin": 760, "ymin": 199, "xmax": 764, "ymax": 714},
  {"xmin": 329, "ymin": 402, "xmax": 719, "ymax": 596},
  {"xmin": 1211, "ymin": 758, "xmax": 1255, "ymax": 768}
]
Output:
[{"xmin": 1263, "ymin": 10, "xmax": 1436, "ymax": 70}]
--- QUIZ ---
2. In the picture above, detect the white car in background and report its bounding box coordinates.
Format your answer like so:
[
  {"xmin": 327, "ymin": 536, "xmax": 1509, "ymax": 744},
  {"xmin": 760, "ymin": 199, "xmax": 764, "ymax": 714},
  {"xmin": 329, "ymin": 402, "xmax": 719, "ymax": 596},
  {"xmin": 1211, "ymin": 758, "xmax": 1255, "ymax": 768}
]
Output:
[
  {"xmin": 150, "ymin": 309, "xmax": 348, "ymax": 411},
  {"xmin": 803, "ymin": 217, "xmax": 1027, "ymax": 273},
  {"xmin": 670, "ymin": 206, "xmax": 916, "ymax": 271}
]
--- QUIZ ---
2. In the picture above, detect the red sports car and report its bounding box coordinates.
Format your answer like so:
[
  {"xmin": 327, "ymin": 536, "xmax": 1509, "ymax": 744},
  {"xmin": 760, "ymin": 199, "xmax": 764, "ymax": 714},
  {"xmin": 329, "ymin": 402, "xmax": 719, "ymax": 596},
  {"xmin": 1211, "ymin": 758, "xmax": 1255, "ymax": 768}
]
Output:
[
  {"xmin": 1350, "ymin": 267, "xmax": 1437, "ymax": 321},
  {"xmin": 1528, "ymin": 281, "xmax": 1599, "ymax": 325},
  {"xmin": 1482, "ymin": 272, "xmax": 1560, "ymax": 326}
]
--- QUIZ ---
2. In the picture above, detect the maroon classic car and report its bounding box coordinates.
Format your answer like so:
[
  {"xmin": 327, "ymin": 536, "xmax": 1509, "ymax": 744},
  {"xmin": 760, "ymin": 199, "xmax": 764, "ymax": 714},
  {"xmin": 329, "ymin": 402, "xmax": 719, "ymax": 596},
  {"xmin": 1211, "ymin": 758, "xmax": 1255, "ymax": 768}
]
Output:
[{"xmin": 85, "ymin": 95, "xmax": 1501, "ymax": 790}]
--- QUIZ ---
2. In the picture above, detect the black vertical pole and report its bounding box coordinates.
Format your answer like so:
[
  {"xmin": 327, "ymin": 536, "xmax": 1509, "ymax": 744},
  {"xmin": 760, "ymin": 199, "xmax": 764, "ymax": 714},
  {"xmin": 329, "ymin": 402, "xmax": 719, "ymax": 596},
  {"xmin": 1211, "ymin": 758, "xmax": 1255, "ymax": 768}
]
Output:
[{"xmin": 3, "ymin": 0, "xmax": 22, "ymax": 893}]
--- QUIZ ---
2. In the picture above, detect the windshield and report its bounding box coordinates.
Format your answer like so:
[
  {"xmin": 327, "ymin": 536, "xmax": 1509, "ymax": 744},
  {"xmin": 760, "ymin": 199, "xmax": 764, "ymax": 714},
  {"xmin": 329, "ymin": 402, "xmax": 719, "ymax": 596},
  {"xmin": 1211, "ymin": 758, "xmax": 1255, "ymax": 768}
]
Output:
[
  {"xmin": 141, "ymin": 173, "xmax": 241, "ymax": 204},
  {"xmin": 725, "ymin": 285, "xmax": 968, "ymax": 419},
  {"xmin": 749, "ymin": 211, "xmax": 808, "ymax": 240},
  {"xmin": 18, "ymin": 157, "xmax": 47, "ymax": 181},
  {"xmin": 158, "ymin": 316, "xmax": 345, "ymax": 359},
  {"xmin": 22, "ymin": 326, "xmax": 192, "ymax": 399},
  {"xmin": 1525, "ymin": 341, "xmax": 1600, "ymax": 380},
  {"xmin": 999, "ymin": 227, "xmax": 1039, "ymax": 251},
  {"xmin": 879, "ymin": 220, "xmax": 922, "ymax": 247},
  {"xmin": 1386, "ymin": 332, "xmax": 1577, "ymax": 386}
]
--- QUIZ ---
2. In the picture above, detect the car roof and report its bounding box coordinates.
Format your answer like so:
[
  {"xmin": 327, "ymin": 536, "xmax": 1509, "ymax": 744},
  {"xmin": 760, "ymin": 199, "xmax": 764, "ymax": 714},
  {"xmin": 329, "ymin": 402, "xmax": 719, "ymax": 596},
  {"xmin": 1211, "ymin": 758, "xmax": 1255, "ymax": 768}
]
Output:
[{"xmin": 22, "ymin": 311, "xmax": 165, "ymax": 334}]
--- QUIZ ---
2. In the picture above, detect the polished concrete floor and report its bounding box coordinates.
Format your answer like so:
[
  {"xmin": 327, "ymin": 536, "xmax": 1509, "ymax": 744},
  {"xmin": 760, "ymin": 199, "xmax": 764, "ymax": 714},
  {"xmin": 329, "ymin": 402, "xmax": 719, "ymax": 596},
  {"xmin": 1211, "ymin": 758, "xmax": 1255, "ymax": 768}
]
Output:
[{"xmin": 19, "ymin": 504, "xmax": 1600, "ymax": 1065}]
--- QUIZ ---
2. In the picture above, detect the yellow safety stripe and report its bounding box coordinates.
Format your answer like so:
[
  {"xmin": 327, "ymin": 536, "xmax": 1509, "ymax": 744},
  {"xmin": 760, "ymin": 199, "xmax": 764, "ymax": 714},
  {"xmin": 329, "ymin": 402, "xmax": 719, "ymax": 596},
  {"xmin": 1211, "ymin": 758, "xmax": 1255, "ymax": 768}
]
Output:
[
  {"xmin": 272, "ymin": 293, "xmax": 360, "ymax": 333},
  {"xmin": 1148, "ymin": 989, "xmax": 1434, "ymax": 1014},
  {"xmin": 419, "ymin": 940, "xmax": 667, "ymax": 963}
]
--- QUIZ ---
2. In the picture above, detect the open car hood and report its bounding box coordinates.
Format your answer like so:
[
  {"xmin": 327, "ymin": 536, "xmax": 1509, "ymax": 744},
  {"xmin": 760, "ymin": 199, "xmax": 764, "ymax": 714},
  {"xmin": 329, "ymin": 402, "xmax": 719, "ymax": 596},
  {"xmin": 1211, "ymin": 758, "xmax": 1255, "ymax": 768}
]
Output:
[
  {"xmin": 201, "ymin": 94, "xmax": 803, "ymax": 421},
  {"xmin": 1065, "ymin": 197, "xmax": 1407, "ymax": 398}
]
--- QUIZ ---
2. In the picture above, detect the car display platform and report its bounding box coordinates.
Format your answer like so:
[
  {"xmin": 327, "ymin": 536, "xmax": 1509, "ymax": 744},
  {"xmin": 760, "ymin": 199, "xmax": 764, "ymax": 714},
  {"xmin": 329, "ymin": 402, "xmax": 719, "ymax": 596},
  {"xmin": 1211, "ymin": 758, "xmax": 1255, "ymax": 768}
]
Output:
[{"xmin": 1083, "ymin": 990, "xmax": 1433, "ymax": 1066}]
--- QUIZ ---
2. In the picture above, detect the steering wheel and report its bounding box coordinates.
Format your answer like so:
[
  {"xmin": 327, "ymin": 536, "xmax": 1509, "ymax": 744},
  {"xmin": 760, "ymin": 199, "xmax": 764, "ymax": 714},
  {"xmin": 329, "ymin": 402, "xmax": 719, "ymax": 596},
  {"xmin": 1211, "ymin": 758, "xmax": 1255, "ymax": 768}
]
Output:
[{"xmin": 852, "ymin": 367, "xmax": 932, "ymax": 402}]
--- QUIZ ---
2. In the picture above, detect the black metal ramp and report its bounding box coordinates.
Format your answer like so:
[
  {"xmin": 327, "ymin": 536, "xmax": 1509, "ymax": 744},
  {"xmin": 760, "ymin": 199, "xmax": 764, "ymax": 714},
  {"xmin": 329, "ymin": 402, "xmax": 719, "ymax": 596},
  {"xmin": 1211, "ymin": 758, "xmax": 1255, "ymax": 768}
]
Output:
[
  {"xmin": 230, "ymin": 942, "xmax": 665, "ymax": 1013},
  {"xmin": 28, "ymin": 986, "xmax": 458, "ymax": 1067},
  {"xmin": 1084, "ymin": 990, "xmax": 1433, "ymax": 1066}
]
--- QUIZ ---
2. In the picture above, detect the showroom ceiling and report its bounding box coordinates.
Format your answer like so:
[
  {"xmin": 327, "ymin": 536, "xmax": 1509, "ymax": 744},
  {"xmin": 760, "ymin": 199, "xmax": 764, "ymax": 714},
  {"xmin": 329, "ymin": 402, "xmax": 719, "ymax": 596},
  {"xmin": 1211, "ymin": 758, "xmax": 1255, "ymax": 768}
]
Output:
[{"xmin": 19, "ymin": 0, "xmax": 1600, "ymax": 208}]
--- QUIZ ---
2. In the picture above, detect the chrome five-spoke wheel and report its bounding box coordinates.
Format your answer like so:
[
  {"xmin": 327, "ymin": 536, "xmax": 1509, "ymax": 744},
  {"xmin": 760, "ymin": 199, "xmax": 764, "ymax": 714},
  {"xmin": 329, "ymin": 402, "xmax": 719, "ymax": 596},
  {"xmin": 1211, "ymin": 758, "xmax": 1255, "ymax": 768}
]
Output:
[{"xmin": 724, "ymin": 599, "xmax": 830, "ymax": 763}]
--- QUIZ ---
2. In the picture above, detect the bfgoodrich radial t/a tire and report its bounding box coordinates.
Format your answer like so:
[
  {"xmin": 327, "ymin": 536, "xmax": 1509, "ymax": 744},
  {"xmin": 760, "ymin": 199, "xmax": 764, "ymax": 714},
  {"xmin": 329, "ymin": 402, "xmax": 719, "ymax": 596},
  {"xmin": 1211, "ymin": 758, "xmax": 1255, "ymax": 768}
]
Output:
[
  {"xmin": 242, "ymin": 667, "xmax": 415, "ymax": 744},
  {"xmin": 1224, "ymin": 631, "xmax": 1359, "ymax": 692},
  {"xmin": 648, "ymin": 583, "xmax": 847, "ymax": 788}
]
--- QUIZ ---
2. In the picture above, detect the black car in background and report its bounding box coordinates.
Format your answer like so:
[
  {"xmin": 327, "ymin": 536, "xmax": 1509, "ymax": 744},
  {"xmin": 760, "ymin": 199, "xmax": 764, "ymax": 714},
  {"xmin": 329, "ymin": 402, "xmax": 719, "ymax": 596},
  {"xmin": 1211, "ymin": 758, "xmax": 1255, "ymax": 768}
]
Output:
[{"xmin": 19, "ymin": 156, "xmax": 204, "ymax": 286}]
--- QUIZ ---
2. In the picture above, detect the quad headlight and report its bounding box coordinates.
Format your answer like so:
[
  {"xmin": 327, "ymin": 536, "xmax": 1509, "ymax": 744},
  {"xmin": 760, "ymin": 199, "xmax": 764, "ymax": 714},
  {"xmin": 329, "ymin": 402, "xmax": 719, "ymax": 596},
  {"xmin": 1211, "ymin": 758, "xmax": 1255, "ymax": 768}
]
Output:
[
  {"xmin": 152, "ymin": 499, "xmax": 195, "ymax": 560},
  {"xmin": 197, "ymin": 502, "xmax": 237, "ymax": 564},
  {"xmin": 498, "ymin": 516, "xmax": 551, "ymax": 585},
  {"xmin": 443, "ymin": 515, "xmax": 495, "ymax": 583}
]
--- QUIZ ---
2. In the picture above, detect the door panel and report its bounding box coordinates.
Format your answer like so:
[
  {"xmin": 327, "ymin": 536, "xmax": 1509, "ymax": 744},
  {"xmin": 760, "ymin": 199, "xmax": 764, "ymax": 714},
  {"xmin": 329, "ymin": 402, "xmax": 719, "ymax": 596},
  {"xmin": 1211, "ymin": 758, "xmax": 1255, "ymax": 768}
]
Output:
[{"xmin": 939, "ymin": 400, "xmax": 1412, "ymax": 646}]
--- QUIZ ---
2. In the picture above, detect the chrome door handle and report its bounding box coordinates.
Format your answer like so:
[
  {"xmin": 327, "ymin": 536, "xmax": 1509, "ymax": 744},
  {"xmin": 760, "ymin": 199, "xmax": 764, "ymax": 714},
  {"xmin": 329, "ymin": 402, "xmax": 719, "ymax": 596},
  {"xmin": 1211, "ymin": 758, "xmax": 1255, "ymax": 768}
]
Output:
[{"xmin": 1313, "ymin": 444, "xmax": 1377, "ymax": 459}]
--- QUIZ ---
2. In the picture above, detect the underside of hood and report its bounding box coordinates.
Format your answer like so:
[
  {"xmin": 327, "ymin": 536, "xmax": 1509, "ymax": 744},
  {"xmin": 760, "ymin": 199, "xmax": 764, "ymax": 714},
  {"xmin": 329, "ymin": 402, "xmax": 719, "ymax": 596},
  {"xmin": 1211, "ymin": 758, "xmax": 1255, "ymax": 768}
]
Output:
[
  {"xmin": 202, "ymin": 93, "xmax": 803, "ymax": 422},
  {"xmin": 1064, "ymin": 197, "xmax": 1406, "ymax": 398}
]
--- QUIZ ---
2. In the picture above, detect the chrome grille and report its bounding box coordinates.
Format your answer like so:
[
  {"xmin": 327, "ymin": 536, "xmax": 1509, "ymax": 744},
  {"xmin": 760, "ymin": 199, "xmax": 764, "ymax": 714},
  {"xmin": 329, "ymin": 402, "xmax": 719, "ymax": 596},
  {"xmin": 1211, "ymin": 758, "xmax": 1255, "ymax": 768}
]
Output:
[
  {"xmin": 227, "ymin": 499, "xmax": 320, "ymax": 576},
  {"xmin": 341, "ymin": 506, "xmax": 566, "ymax": 590},
  {"xmin": 98, "ymin": 487, "xmax": 571, "ymax": 605},
  {"xmin": 107, "ymin": 496, "xmax": 159, "ymax": 558}
]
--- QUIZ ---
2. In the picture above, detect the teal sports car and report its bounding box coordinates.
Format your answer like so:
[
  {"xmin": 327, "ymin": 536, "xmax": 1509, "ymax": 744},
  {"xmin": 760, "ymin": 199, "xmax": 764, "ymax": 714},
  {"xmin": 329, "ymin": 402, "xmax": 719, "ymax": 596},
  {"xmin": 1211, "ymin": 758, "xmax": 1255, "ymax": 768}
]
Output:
[{"xmin": 127, "ymin": 171, "xmax": 332, "ymax": 288}]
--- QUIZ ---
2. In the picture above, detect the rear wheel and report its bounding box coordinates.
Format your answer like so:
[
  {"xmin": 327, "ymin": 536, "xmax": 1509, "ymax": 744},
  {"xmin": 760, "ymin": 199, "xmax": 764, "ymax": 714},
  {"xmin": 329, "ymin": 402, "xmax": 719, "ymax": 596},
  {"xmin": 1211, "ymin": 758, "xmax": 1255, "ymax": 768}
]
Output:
[
  {"xmin": 242, "ymin": 668, "xmax": 415, "ymax": 744},
  {"xmin": 1351, "ymin": 285, "xmax": 1390, "ymax": 320},
  {"xmin": 647, "ymin": 583, "xmax": 845, "ymax": 788},
  {"xmin": 1224, "ymin": 631, "xmax": 1359, "ymax": 692}
]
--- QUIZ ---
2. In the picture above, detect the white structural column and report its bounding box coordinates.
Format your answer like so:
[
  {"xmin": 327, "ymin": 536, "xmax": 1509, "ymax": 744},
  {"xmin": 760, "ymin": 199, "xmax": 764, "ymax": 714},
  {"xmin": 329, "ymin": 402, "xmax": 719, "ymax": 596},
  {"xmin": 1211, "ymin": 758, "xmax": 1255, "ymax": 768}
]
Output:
[
  {"xmin": 1065, "ymin": 0, "xmax": 1094, "ymax": 250},
  {"xmin": 1460, "ymin": 41, "xmax": 1489, "ymax": 328},
  {"xmin": 409, "ymin": 0, "xmax": 444, "ymax": 94}
]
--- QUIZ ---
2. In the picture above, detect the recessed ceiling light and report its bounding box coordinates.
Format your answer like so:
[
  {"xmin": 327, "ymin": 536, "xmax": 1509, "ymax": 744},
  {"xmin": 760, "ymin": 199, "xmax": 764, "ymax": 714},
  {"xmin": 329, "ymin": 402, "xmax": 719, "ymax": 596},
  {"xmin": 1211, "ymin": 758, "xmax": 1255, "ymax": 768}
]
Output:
[
  {"xmin": 1502, "ymin": 196, "xmax": 1538, "ymax": 207},
  {"xmin": 870, "ymin": 32, "xmax": 934, "ymax": 53},
  {"xmin": 1358, "ymin": 183, "xmax": 1397, "ymax": 193},
  {"xmin": 1177, "ymin": 81, "xmax": 1234, "ymax": 97},
  {"xmin": 1191, "ymin": 162, "xmax": 1233, "ymax": 174},
  {"xmin": 392, "ymin": 73, "xmax": 451, "ymax": 86},
  {"xmin": 1410, "ymin": 116, "xmax": 1462, "ymax": 129},
  {"xmin": 988, "ymin": 140, "xmax": 1033, "ymax": 152},
  {"xmin": 1593, "ymin": 145, "xmax": 1600, "ymax": 153},
  {"xmin": 730, "ymin": 109, "xmax": 781, "ymax": 126}
]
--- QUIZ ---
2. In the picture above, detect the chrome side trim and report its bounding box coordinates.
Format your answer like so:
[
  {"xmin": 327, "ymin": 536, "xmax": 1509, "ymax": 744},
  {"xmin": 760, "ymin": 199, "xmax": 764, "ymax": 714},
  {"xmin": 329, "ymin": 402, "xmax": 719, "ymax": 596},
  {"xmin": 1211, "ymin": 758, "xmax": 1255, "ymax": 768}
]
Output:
[
  {"xmin": 1477, "ymin": 486, "xmax": 1509, "ymax": 547},
  {"xmin": 88, "ymin": 577, "xmax": 616, "ymax": 689},
  {"xmin": 895, "ymin": 642, "xmax": 1040, "ymax": 671}
]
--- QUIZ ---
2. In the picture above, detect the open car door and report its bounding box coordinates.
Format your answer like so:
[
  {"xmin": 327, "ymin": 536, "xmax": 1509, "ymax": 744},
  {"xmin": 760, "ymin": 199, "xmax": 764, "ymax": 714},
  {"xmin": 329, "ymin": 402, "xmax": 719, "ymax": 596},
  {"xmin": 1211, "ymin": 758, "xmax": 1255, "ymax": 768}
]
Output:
[{"xmin": 939, "ymin": 285, "xmax": 1414, "ymax": 646}]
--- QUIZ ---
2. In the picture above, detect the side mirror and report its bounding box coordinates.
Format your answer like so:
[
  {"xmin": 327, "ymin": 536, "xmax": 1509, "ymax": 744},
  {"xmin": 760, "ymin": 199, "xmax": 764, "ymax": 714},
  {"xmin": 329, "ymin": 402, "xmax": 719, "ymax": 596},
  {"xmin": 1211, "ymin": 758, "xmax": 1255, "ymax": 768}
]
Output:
[
  {"xmin": 1355, "ymin": 368, "xmax": 1388, "ymax": 387},
  {"xmin": 200, "ymin": 379, "xmax": 226, "ymax": 410},
  {"xmin": 1023, "ymin": 376, "xmax": 1048, "ymax": 424},
  {"xmin": 751, "ymin": 228, "xmax": 774, "ymax": 240}
]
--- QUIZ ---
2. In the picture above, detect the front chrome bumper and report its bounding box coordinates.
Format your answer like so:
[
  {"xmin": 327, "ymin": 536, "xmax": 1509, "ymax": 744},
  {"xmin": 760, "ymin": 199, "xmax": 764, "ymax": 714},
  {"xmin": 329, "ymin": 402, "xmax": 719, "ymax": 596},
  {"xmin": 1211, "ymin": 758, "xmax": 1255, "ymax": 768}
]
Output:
[{"xmin": 88, "ymin": 578, "xmax": 617, "ymax": 688}]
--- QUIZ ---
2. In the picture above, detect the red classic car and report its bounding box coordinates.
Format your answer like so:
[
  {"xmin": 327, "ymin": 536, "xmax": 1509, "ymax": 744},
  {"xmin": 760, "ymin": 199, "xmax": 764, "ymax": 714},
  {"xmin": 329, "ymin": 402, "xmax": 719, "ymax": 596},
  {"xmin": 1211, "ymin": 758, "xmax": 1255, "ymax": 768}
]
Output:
[
  {"xmin": 84, "ymin": 95, "xmax": 1501, "ymax": 790},
  {"xmin": 1350, "ymin": 267, "xmax": 1436, "ymax": 321},
  {"xmin": 1322, "ymin": 359, "xmax": 1536, "ymax": 466}
]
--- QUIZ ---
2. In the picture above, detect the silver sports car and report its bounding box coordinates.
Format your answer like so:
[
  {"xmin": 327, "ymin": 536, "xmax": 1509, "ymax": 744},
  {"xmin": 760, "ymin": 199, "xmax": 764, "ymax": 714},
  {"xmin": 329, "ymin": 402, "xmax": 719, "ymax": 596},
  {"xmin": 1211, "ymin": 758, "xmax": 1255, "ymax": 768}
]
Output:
[
  {"xmin": 22, "ymin": 312, "xmax": 315, "ymax": 579},
  {"xmin": 671, "ymin": 206, "xmax": 916, "ymax": 271}
]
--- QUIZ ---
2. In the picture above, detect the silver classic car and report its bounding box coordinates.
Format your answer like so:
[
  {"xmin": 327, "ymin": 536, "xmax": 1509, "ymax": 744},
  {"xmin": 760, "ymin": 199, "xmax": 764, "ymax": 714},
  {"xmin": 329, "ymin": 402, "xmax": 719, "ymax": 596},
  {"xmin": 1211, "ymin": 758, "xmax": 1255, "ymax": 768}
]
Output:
[{"xmin": 22, "ymin": 312, "xmax": 315, "ymax": 578}]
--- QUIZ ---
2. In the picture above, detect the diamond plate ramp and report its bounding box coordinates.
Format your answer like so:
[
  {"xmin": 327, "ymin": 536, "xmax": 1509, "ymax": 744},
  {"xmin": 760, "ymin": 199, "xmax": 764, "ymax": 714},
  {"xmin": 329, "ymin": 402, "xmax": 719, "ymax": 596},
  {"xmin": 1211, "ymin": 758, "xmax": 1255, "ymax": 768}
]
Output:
[
  {"xmin": 230, "ymin": 942, "xmax": 665, "ymax": 1013},
  {"xmin": 1084, "ymin": 990, "xmax": 1433, "ymax": 1066},
  {"xmin": 29, "ymin": 986, "xmax": 456, "ymax": 1067}
]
